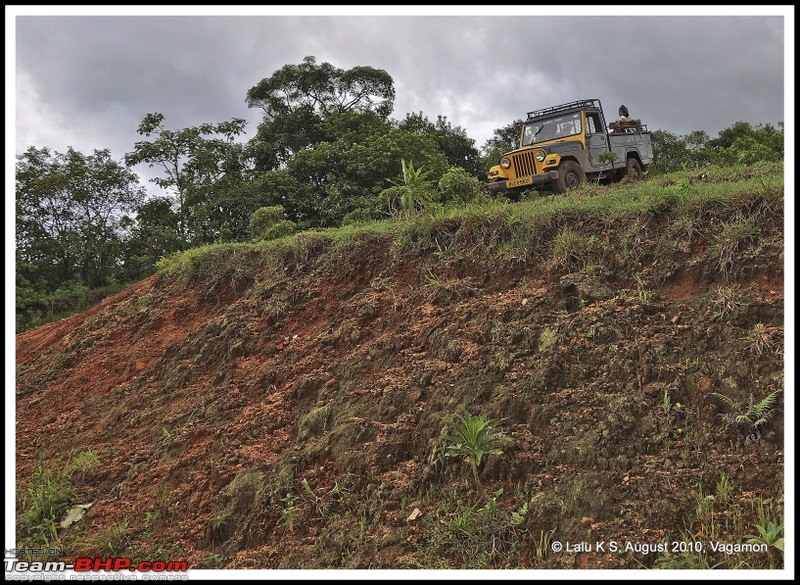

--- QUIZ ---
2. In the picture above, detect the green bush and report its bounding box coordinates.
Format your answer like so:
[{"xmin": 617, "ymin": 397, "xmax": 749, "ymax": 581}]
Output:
[
  {"xmin": 250, "ymin": 206, "xmax": 295, "ymax": 241},
  {"xmin": 438, "ymin": 166, "xmax": 485, "ymax": 205},
  {"xmin": 263, "ymin": 220, "xmax": 298, "ymax": 241}
]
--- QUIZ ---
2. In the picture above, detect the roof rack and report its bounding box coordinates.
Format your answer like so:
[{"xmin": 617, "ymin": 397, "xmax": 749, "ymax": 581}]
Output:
[{"xmin": 526, "ymin": 99, "xmax": 601, "ymax": 120}]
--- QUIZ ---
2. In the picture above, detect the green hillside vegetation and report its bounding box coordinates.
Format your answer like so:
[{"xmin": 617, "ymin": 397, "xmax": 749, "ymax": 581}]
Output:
[
  {"xmin": 156, "ymin": 162, "xmax": 783, "ymax": 289},
  {"xmin": 15, "ymin": 56, "xmax": 785, "ymax": 335}
]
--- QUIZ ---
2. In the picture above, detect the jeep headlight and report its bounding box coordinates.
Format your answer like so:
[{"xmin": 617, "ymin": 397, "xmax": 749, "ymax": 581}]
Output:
[
  {"xmin": 535, "ymin": 150, "xmax": 546, "ymax": 162},
  {"xmin": 500, "ymin": 157, "xmax": 511, "ymax": 169}
]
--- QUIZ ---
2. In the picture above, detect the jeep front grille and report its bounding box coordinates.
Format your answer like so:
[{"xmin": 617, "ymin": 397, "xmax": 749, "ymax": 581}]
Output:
[{"xmin": 512, "ymin": 151, "xmax": 537, "ymax": 177}]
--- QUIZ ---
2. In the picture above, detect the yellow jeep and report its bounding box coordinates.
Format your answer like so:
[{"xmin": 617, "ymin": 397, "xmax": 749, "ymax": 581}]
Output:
[{"xmin": 488, "ymin": 99, "xmax": 653, "ymax": 196}]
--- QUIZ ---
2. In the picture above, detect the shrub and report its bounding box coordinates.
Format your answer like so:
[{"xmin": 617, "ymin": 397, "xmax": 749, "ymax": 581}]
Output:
[
  {"xmin": 438, "ymin": 166, "xmax": 485, "ymax": 205},
  {"xmin": 250, "ymin": 205, "xmax": 292, "ymax": 240}
]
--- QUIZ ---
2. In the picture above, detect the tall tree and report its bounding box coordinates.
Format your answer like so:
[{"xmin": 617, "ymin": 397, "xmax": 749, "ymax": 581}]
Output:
[
  {"xmin": 124, "ymin": 113, "xmax": 249, "ymax": 241},
  {"xmin": 246, "ymin": 56, "xmax": 395, "ymax": 170},
  {"xmin": 16, "ymin": 146, "xmax": 145, "ymax": 289}
]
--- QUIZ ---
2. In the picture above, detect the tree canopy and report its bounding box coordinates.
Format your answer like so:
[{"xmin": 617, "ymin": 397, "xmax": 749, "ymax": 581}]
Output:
[
  {"xmin": 16, "ymin": 146, "xmax": 145, "ymax": 290},
  {"xmin": 246, "ymin": 56, "xmax": 395, "ymax": 170}
]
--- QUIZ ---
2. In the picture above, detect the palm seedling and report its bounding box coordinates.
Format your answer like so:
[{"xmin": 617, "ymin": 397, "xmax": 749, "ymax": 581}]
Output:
[{"xmin": 441, "ymin": 411, "xmax": 513, "ymax": 495}]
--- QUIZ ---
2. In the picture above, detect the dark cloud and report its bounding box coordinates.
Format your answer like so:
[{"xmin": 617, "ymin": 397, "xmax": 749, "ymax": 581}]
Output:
[{"xmin": 11, "ymin": 9, "xmax": 790, "ymax": 182}]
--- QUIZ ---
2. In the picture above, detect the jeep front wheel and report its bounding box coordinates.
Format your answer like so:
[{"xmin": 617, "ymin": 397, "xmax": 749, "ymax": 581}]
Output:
[{"xmin": 554, "ymin": 161, "xmax": 585, "ymax": 194}]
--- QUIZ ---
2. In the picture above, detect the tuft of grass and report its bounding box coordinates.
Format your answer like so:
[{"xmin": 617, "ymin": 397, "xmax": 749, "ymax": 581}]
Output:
[
  {"xmin": 716, "ymin": 473, "xmax": 733, "ymax": 504},
  {"xmin": 635, "ymin": 275, "xmax": 653, "ymax": 305},
  {"xmin": 742, "ymin": 323, "xmax": 777, "ymax": 356},
  {"xmin": 551, "ymin": 229, "xmax": 602, "ymax": 271},
  {"xmin": 710, "ymin": 284, "xmax": 746, "ymax": 321},
  {"xmin": 16, "ymin": 450, "xmax": 101, "ymax": 551},
  {"xmin": 413, "ymin": 484, "xmax": 530, "ymax": 569}
]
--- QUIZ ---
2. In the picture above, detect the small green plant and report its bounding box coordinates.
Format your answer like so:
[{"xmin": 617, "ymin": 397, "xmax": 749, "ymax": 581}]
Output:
[
  {"xmin": 635, "ymin": 275, "xmax": 653, "ymax": 304},
  {"xmin": 716, "ymin": 473, "xmax": 733, "ymax": 505},
  {"xmin": 160, "ymin": 427, "xmax": 175, "ymax": 444},
  {"xmin": 746, "ymin": 502, "xmax": 784, "ymax": 570},
  {"xmin": 510, "ymin": 502, "xmax": 528, "ymax": 527},
  {"xmin": 535, "ymin": 529, "xmax": 555, "ymax": 560},
  {"xmin": 211, "ymin": 512, "xmax": 227, "ymax": 530},
  {"xmin": 386, "ymin": 159, "xmax": 435, "ymax": 218},
  {"xmin": 442, "ymin": 411, "xmax": 513, "ymax": 494},
  {"xmin": 424, "ymin": 268, "xmax": 442, "ymax": 288},
  {"xmin": 694, "ymin": 482, "xmax": 715, "ymax": 520},
  {"xmin": 595, "ymin": 151, "xmax": 618, "ymax": 182},
  {"xmin": 662, "ymin": 387, "xmax": 672, "ymax": 418},
  {"xmin": 712, "ymin": 388, "xmax": 782, "ymax": 447},
  {"xmin": 746, "ymin": 520, "xmax": 784, "ymax": 552},
  {"xmin": 280, "ymin": 490, "xmax": 301, "ymax": 532},
  {"xmin": 538, "ymin": 327, "xmax": 558, "ymax": 352},
  {"xmin": 297, "ymin": 477, "xmax": 348, "ymax": 518},
  {"xmin": 204, "ymin": 552, "xmax": 225, "ymax": 569}
]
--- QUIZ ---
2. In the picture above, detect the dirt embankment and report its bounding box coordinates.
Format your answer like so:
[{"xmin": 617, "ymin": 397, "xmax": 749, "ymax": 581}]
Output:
[{"xmin": 15, "ymin": 192, "xmax": 785, "ymax": 570}]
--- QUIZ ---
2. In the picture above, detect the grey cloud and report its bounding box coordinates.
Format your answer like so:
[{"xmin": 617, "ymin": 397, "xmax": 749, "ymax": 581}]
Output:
[{"xmin": 14, "ymin": 12, "xmax": 787, "ymax": 169}]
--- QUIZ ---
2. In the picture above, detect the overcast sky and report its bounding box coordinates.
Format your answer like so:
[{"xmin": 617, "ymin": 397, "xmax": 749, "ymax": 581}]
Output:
[{"xmin": 8, "ymin": 6, "xmax": 793, "ymax": 193}]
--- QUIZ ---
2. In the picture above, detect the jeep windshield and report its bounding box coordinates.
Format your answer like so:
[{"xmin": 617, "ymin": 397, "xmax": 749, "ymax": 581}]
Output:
[{"xmin": 522, "ymin": 112, "xmax": 582, "ymax": 146}]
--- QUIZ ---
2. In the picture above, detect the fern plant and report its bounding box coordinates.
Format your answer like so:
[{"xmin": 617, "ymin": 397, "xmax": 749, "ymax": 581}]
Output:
[
  {"xmin": 711, "ymin": 389, "xmax": 782, "ymax": 447},
  {"xmin": 442, "ymin": 411, "xmax": 512, "ymax": 493}
]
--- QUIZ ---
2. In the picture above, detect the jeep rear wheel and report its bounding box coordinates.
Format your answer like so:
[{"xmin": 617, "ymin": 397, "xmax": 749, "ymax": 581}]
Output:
[
  {"xmin": 626, "ymin": 158, "xmax": 643, "ymax": 181},
  {"xmin": 554, "ymin": 161, "xmax": 585, "ymax": 194}
]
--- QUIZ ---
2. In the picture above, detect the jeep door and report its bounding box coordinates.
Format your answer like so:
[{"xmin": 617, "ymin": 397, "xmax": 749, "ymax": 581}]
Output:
[{"xmin": 585, "ymin": 111, "xmax": 611, "ymax": 172}]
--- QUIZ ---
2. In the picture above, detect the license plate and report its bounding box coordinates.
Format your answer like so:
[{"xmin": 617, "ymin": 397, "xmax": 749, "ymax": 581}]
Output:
[{"xmin": 507, "ymin": 176, "xmax": 533, "ymax": 188}]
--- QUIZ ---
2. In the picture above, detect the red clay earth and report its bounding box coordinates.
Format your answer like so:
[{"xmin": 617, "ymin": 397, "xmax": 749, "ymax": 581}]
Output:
[{"xmin": 16, "ymin": 194, "xmax": 785, "ymax": 570}]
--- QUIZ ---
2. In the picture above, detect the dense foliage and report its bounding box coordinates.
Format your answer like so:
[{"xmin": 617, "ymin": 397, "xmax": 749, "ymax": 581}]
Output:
[{"xmin": 15, "ymin": 56, "xmax": 784, "ymax": 331}]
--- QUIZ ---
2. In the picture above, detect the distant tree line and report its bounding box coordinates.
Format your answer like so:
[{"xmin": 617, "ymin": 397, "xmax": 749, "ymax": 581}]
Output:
[{"xmin": 15, "ymin": 55, "xmax": 784, "ymax": 331}]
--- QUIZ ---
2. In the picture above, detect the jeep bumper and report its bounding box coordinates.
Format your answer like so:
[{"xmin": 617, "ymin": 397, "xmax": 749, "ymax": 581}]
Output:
[{"xmin": 488, "ymin": 171, "xmax": 560, "ymax": 195}]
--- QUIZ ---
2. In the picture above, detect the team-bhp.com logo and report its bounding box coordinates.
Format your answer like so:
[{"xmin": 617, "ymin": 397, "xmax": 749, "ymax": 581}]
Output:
[{"xmin": 5, "ymin": 556, "xmax": 188, "ymax": 577}]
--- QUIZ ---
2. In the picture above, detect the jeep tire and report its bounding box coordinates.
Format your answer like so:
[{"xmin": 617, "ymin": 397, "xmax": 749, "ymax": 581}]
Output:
[
  {"xmin": 554, "ymin": 161, "xmax": 586, "ymax": 194},
  {"xmin": 626, "ymin": 158, "xmax": 643, "ymax": 181}
]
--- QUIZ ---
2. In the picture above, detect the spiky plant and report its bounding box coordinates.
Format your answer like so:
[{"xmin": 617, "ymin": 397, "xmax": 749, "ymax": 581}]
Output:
[
  {"xmin": 712, "ymin": 389, "xmax": 782, "ymax": 447},
  {"xmin": 442, "ymin": 411, "xmax": 512, "ymax": 494},
  {"xmin": 387, "ymin": 159, "xmax": 434, "ymax": 217}
]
